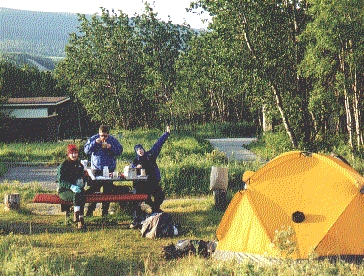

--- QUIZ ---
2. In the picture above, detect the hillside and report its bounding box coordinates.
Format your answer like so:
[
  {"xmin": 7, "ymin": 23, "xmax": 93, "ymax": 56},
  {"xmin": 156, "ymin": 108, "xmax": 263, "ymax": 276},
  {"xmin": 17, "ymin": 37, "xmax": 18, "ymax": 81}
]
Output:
[
  {"xmin": 0, "ymin": 7, "xmax": 82, "ymax": 58},
  {"xmin": 0, "ymin": 52, "xmax": 57, "ymax": 70}
]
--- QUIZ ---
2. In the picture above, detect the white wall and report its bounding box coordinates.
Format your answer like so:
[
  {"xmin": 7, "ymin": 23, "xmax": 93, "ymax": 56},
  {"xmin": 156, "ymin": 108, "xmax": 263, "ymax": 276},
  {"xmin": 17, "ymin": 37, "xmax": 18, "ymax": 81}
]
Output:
[{"xmin": 7, "ymin": 108, "xmax": 49, "ymax": 118}]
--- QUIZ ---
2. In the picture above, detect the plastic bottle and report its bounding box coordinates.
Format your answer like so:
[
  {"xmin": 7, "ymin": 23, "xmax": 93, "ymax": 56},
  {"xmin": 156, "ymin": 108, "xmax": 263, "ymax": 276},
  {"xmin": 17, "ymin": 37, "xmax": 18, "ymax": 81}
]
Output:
[
  {"xmin": 103, "ymin": 166, "xmax": 109, "ymax": 178},
  {"xmin": 173, "ymin": 226, "xmax": 178, "ymax": 236}
]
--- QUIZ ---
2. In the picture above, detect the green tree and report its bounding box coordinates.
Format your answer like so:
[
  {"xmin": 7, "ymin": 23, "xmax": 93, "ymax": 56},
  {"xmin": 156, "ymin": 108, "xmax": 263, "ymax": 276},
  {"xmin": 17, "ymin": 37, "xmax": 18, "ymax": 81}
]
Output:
[
  {"xmin": 55, "ymin": 5, "xmax": 193, "ymax": 129},
  {"xmin": 194, "ymin": 0, "xmax": 312, "ymax": 148},
  {"xmin": 0, "ymin": 60, "xmax": 63, "ymax": 98},
  {"xmin": 174, "ymin": 30, "xmax": 257, "ymax": 125},
  {"xmin": 55, "ymin": 9, "xmax": 145, "ymax": 129},
  {"xmin": 300, "ymin": 0, "xmax": 364, "ymax": 151},
  {"xmin": 131, "ymin": 4, "xmax": 194, "ymax": 127}
]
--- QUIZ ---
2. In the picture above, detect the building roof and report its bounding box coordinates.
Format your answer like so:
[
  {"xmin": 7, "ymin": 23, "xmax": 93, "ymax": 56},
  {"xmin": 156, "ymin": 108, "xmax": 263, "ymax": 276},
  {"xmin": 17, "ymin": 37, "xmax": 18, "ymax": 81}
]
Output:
[{"xmin": 2, "ymin": 97, "xmax": 70, "ymax": 107}]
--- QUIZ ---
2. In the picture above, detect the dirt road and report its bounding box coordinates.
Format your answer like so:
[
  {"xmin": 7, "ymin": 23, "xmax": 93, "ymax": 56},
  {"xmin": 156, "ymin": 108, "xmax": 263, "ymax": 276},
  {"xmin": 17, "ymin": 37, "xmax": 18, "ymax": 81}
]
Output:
[
  {"xmin": 0, "ymin": 164, "xmax": 58, "ymax": 190},
  {"xmin": 207, "ymin": 138, "xmax": 258, "ymax": 161}
]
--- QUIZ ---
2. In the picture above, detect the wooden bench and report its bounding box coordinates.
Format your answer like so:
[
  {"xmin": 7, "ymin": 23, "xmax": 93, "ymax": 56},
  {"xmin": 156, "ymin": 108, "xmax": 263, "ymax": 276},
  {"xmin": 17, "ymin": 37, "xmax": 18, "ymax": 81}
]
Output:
[
  {"xmin": 33, "ymin": 193, "xmax": 148, "ymax": 205},
  {"xmin": 33, "ymin": 193, "xmax": 149, "ymax": 224}
]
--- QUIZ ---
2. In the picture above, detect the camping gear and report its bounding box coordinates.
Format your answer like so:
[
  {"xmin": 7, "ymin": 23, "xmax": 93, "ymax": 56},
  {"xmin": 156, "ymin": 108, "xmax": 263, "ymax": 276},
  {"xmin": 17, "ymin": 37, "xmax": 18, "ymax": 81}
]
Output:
[
  {"xmin": 214, "ymin": 151, "xmax": 364, "ymax": 261},
  {"xmin": 140, "ymin": 212, "xmax": 178, "ymax": 239},
  {"xmin": 210, "ymin": 166, "xmax": 228, "ymax": 210},
  {"xmin": 162, "ymin": 240, "xmax": 217, "ymax": 260},
  {"xmin": 210, "ymin": 166, "xmax": 228, "ymax": 190}
]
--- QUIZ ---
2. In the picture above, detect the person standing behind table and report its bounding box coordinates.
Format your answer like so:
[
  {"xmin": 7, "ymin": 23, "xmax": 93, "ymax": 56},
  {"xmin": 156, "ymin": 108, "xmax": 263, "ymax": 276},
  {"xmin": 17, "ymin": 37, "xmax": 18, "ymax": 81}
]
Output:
[
  {"xmin": 84, "ymin": 124, "xmax": 123, "ymax": 216},
  {"xmin": 129, "ymin": 125, "xmax": 170, "ymax": 229},
  {"xmin": 57, "ymin": 144, "xmax": 86, "ymax": 229}
]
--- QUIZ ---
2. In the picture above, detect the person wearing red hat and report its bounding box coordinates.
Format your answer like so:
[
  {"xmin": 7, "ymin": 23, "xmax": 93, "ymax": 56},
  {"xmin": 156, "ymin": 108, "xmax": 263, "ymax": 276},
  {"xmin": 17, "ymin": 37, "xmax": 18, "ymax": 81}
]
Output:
[{"xmin": 57, "ymin": 144, "xmax": 86, "ymax": 229}]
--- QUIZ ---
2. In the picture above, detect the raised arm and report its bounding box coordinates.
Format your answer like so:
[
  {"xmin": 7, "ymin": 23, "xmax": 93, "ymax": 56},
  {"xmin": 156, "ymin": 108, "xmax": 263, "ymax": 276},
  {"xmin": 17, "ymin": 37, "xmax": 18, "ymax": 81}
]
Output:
[{"xmin": 149, "ymin": 126, "xmax": 170, "ymax": 157}]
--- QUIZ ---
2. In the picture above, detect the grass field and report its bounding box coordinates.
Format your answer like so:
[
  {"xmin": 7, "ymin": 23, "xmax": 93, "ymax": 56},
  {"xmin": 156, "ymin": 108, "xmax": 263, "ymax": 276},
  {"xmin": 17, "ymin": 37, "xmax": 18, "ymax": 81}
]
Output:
[
  {"xmin": 0, "ymin": 127, "xmax": 363, "ymax": 274},
  {"xmin": 0, "ymin": 185, "xmax": 363, "ymax": 275}
]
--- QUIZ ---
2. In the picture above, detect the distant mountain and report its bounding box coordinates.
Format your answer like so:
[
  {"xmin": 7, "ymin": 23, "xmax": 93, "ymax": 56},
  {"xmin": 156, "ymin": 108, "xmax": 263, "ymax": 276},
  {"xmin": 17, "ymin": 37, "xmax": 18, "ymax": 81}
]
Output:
[
  {"xmin": 0, "ymin": 7, "xmax": 82, "ymax": 58},
  {"xmin": 0, "ymin": 7, "xmax": 199, "ymax": 69},
  {"xmin": 0, "ymin": 52, "xmax": 57, "ymax": 70}
]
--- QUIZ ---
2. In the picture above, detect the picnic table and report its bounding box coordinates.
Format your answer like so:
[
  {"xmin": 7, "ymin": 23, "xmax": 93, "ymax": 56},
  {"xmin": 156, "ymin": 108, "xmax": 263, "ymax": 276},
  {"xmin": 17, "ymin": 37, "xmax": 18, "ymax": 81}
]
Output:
[{"xmin": 33, "ymin": 168, "xmax": 149, "ymax": 223}]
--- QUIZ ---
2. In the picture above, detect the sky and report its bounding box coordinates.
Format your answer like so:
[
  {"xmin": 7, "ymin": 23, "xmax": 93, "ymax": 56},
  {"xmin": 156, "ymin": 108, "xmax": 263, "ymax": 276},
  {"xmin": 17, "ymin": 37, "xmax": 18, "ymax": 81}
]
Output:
[{"xmin": 1, "ymin": 0, "xmax": 212, "ymax": 29}]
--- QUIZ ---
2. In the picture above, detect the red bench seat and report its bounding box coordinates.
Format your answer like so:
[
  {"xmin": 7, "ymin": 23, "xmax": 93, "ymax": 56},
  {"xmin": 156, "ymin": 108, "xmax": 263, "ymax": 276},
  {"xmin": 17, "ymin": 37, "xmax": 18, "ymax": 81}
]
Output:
[{"xmin": 33, "ymin": 193, "xmax": 148, "ymax": 205}]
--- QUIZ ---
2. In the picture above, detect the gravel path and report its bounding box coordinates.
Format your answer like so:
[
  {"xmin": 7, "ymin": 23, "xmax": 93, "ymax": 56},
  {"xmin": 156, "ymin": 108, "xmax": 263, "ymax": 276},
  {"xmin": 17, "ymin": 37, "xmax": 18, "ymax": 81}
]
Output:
[
  {"xmin": 0, "ymin": 164, "xmax": 58, "ymax": 190},
  {"xmin": 207, "ymin": 138, "xmax": 258, "ymax": 161}
]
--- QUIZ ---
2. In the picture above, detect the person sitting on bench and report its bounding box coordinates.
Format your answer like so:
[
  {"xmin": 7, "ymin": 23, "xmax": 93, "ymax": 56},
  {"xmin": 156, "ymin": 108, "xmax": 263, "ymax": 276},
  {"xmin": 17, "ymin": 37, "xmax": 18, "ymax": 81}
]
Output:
[
  {"xmin": 129, "ymin": 125, "xmax": 170, "ymax": 229},
  {"xmin": 57, "ymin": 144, "xmax": 86, "ymax": 229}
]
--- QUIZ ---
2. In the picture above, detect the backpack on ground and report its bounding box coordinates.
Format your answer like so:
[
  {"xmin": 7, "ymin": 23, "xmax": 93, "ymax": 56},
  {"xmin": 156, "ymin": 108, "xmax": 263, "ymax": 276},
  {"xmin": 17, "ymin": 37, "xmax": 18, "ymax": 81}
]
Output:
[
  {"xmin": 162, "ymin": 240, "xmax": 217, "ymax": 260},
  {"xmin": 140, "ymin": 212, "xmax": 177, "ymax": 239}
]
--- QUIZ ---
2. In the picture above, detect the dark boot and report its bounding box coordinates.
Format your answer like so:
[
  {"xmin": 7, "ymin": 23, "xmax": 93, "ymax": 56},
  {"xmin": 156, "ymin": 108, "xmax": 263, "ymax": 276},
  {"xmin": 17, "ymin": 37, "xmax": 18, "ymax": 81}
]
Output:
[
  {"xmin": 86, "ymin": 203, "xmax": 96, "ymax": 217},
  {"xmin": 102, "ymin": 203, "xmax": 109, "ymax": 217}
]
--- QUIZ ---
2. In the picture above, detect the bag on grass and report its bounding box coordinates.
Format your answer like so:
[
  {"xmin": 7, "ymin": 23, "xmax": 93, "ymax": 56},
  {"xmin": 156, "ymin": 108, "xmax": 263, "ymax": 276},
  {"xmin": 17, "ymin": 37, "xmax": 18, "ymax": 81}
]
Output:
[
  {"xmin": 140, "ymin": 212, "xmax": 177, "ymax": 239},
  {"xmin": 162, "ymin": 240, "xmax": 217, "ymax": 260}
]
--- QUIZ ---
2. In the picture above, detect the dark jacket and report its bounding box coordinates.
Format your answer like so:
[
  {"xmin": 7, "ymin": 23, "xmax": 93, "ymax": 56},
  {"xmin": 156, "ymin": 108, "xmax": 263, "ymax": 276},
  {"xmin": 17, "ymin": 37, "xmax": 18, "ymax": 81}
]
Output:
[
  {"xmin": 84, "ymin": 134, "xmax": 123, "ymax": 171},
  {"xmin": 131, "ymin": 132, "xmax": 169, "ymax": 182},
  {"xmin": 57, "ymin": 159, "xmax": 84, "ymax": 192}
]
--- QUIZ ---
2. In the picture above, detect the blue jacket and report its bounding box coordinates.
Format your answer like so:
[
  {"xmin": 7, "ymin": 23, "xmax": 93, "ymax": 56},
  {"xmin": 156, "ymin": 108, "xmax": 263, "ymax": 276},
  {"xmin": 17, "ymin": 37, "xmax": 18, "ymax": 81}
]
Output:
[
  {"xmin": 131, "ymin": 132, "xmax": 169, "ymax": 182},
  {"xmin": 84, "ymin": 134, "xmax": 123, "ymax": 171}
]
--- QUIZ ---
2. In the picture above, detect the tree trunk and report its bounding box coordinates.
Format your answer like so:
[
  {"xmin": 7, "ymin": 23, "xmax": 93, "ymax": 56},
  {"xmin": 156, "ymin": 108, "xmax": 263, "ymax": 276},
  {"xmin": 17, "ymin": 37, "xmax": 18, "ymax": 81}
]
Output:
[
  {"xmin": 241, "ymin": 13, "xmax": 298, "ymax": 148},
  {"xmin": 262, "ymin": 104, "xmax": 272, "ymax": 132},
  {"xmin": 271, "ymin": 83, "xmax": 298, "ymax": 148},
  {"xmin": 339, "ymin": 51, "xmax": 354, "ymax": 149},
  {"xmin": 344, "ymin": 90, "xmax": 353, "ymax": 148},
  {"xmin": 4, "ymin": 193, "xmax": 20, "ymax": 211},
  {"xmin": 352, "ymin": 68, "xmax": 363, "ymax": 149}
]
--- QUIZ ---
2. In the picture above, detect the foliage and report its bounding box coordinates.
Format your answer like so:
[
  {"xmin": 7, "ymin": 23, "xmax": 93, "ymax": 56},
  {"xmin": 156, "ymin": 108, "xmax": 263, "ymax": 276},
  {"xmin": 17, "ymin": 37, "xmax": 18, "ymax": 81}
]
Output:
[
  {"xmin": 271, "ymin": 226, "xmax": 297, "ymax": 258},
  {"xmin": 0, "ymin": 161, "xmax": 7, "ymax": 178},
  {"xmin": 174, "ymin": 30, "xmax": 255, "ymax": 124},
  {"xmin": 0, "ymin": 60, "xmax": 66, "ymax": 97},
  {"xmin": 248, "ymin": 130, "xmax": 364, "ymax": 174},
  {"xmin": 299, "ymin": 0, "xmax": 364, "ymax": 151},
  {"xmin": 55, "ymin": 6, "xmax": 194, "ymax": 129},
  {"xmin": 133, "ymin": 5, "xmax": 195, "ymax": 128},
  {"xmin": 193, "ymin": 0, "xmax": 313, "ymax": 148},
  {"xmin": 2, "ymin": 2, "xmax": 364, "ymax": 157},
  {"xmin": 248, "ymin": 131, "xmax": 293, "ymax": 161}
]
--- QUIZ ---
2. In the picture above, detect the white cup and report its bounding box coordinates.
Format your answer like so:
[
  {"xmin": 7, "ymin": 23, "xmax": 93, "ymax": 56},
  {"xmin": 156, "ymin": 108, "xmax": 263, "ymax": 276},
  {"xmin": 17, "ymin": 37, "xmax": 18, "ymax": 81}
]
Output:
[
  {"xmin": 81, "ymin": 160, "xmax": 88, "ymax": 169},
  {"xmin": 140, "ymin": 169, "xmax": 146, "ymax": 176},
  {"xmin": 113, "ymin": 171, "xmax": 119, "ymax": 179}
]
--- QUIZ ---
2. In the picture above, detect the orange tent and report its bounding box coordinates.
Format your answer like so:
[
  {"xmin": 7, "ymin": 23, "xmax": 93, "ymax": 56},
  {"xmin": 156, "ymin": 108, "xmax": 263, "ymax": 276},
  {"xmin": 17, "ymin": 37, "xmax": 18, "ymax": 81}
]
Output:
[{"xmin": 214, "ymin": 151, "xmax": 364, "ymax": 261}]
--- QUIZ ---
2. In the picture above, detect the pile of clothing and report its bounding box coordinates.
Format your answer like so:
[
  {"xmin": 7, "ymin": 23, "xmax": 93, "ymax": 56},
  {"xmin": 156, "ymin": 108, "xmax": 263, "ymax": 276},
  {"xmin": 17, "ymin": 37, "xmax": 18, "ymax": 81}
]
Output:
[{"xmin": 162, "ymin": 240, "xmax": 218, "ymax": 260}]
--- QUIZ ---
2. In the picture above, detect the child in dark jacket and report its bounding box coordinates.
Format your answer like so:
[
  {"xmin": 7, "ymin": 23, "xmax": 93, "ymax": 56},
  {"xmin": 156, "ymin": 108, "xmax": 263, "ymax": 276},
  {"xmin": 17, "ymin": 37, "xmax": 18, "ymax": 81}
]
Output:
[
  {"xmin": 57, "ymin": 144, "xmax": 86, "ymax": 229},
  {"xmin": 129, "ymin": 126, "xmax": 170, "ymax": 229}
]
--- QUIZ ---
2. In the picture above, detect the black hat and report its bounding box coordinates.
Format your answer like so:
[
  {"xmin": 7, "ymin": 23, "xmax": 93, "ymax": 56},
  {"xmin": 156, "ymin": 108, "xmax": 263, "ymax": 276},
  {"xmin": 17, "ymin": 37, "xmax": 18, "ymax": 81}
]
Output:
[{"xmin": 134, "ymin": 144, "xmax": 144, "ymax": 153}]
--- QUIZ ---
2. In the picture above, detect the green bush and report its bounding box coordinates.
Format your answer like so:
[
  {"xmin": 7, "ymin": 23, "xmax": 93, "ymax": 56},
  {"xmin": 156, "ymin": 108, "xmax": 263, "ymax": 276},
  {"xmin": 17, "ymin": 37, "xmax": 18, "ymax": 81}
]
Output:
[{"xmin": 248, "ymin": 131, "xmax": 293, "ymax": 160}]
